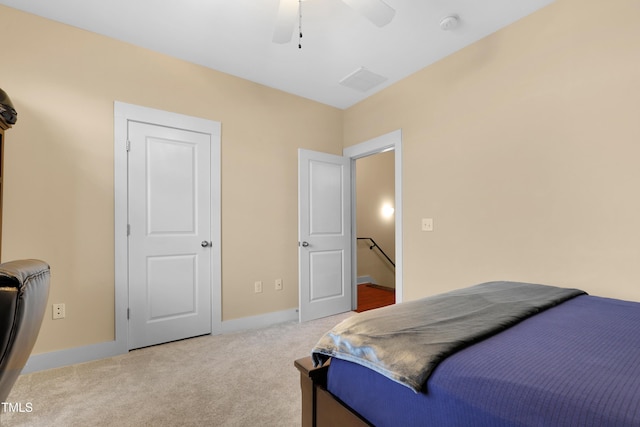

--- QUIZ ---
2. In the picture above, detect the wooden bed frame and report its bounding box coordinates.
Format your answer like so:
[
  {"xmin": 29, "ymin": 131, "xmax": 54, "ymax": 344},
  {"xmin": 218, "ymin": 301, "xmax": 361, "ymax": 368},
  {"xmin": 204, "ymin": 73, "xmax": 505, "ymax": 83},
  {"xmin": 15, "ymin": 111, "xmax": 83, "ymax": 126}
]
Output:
[{"xmin": 294, "ymin": 356, "xmax": 371, "ymax": 427}]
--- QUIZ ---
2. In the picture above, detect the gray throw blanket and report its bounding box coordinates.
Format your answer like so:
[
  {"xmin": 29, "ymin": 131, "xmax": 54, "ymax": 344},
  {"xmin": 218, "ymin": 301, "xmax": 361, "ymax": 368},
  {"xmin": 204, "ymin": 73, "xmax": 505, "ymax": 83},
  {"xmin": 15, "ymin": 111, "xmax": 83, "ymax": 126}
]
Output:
[{"xmin": 312, "ymin": 281, "xmax": 585, "ymax": 393}]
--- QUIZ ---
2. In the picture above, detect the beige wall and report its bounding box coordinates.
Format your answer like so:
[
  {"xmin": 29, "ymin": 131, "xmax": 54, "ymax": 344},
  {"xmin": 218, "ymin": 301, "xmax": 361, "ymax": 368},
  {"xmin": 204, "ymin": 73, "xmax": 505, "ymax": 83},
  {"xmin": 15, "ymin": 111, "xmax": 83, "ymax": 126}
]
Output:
[
  {"xmin": 0, "ymin": 6, "xmax": 342, "ymax": 354},
  {"xmin": 344, "ymin": 0, "xmax": 640, "ymax": 302},
  {"xmin": 356, "ymin": 151, "xmax": 395, "ymax": 288}
]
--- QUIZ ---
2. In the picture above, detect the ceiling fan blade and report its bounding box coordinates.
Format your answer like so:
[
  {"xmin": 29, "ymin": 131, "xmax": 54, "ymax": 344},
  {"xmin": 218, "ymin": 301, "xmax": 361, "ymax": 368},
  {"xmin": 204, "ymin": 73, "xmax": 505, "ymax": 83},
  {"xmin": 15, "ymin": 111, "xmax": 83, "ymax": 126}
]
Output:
[
  {"xmin": 272, "ymin": 0, "xmax": 298, "ymax": 43},
  {"xmin": 341, "ymin": 0, "xmax": 396, "ymax": 27}
]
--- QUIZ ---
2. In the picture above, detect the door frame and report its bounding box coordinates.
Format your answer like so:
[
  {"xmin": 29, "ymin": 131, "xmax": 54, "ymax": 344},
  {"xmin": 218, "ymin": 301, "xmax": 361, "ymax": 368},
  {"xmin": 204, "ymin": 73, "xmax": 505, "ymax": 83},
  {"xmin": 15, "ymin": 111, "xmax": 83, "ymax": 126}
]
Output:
[
  {"xmin": 114, "ymin": 101, "xmax": 222, "ymax": 352},
  {"xmin": 344, "ymin": 129, "xmax": 403, "ymax": 306}
]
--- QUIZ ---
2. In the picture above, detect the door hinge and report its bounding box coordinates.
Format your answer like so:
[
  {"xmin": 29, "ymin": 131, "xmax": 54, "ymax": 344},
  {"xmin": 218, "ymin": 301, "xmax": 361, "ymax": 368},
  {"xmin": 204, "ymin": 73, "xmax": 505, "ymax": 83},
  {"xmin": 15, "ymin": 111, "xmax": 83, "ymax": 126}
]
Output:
[
  {"xmin": 127, "ymin": 224, "xmax": 130, "ymax": 236},
  {"xmin": 126, "ymin": 140, "xmax": 131, "ymax": 152},
  {"xmin": 127, "ymin": 308, "xmax": 130, "ymax": 319}
]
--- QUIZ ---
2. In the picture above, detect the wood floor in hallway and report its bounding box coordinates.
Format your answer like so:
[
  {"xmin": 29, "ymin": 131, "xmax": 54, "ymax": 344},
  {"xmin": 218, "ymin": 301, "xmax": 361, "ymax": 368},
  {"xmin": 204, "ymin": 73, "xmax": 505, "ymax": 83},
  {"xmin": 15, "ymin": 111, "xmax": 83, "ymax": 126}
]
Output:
[{"xmin": 356, "ymin": 283, "xmax": 395, "ymax": 312}]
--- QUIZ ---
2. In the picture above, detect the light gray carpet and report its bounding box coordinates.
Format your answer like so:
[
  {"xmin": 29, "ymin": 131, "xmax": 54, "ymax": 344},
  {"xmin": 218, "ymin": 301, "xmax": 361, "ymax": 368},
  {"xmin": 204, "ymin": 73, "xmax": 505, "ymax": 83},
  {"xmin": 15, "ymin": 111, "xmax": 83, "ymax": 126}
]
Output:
[{"xmin": 1, "ymin": 312, "xmax": 354, "ymax": 427}]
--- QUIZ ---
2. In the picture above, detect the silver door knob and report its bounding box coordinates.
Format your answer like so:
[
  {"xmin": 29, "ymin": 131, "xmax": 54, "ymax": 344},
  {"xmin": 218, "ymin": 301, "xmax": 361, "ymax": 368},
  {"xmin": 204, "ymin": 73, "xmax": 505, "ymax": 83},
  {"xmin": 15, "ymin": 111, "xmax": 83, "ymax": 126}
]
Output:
[
  {"xmin": 201, "ymin": 241, "xmax": 212, "ymax": 248},
  {"xmin": 301, "ymin": 241, "xmax": 310, "ymax": 247}
]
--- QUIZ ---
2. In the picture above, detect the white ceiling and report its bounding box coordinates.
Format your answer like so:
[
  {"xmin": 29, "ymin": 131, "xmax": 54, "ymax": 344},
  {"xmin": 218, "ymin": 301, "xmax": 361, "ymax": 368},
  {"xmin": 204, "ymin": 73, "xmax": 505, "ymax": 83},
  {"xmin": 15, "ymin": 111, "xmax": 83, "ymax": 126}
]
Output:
[{"xmin": 0, "ymin": 0, "xmax": 555, "ymax": 109}]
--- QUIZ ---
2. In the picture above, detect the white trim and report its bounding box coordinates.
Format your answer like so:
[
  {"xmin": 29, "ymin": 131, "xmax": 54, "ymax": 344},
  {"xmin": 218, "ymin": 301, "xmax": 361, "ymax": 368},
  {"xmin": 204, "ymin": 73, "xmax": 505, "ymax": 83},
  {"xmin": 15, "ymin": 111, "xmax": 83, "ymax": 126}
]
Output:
[
  {"xmin": 343, "ymin": 129, "xmax": 403, "ymax": 304},
  {"xmin": 221, "ymin": 309, "xmax": 299, "ymax": 334},
  {"xmin": 357, "ymin": 275, "xmax": 377, "ymax": 285},
  {"xmin": 113, "ymin": 102, "xmax": 131, "ymax": 355},
  {"xmin": 24, "ymin": 102, "xmax": 223, "ymax": 372},
  {"xmin": 23, "ymin": 341, "xmax": 122, "ymax": 374},
  {"xmin": 114, "ymin": 101, "xmax": 222, "ymax": 348},
  {"xmin": 23, "ymin": 309, "xmax": 296, "ymax": 373}
]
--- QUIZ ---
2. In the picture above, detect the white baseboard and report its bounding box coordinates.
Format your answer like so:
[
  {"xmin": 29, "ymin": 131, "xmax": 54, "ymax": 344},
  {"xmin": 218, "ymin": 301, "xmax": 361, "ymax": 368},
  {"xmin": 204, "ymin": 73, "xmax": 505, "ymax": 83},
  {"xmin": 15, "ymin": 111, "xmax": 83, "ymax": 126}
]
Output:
[
  {"xmin": 357, "ymin": 275, "xmax": 377, "ymax": 285},
  {"xmin": 221, "ymin": 308, "xmax": 298, "ymax": 334},
  {"xmin": 23, "ymin": 339, "xmax": 126, "ymax": 374},
  {"xmin": 23, "ymin": 308, "xmax": 299, "ymax": 374}
]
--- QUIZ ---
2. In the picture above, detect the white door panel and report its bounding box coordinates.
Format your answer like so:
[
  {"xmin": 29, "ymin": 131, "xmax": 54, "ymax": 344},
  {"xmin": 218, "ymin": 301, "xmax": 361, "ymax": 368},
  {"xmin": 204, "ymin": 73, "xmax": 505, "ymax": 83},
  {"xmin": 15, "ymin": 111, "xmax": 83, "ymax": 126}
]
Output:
[
  {"xmin": 299, "ymin": 149, "xmax": 351, "ymax": 322},
  {"xmin": 309, "ymin": 161, "xmax": 344, "ymax": 234},
  {"xmin": 147, "ymin": 255, "xmax": 196, "ymax": 320},
  {"xmin": 128, "ymin": 121, "xmax": 212, "ymax": 349},
  {"xmin": 310, "ymin": 250, "xmax": 345, "ymax": 299},
  {"xmin": 146, "ymin": 138, "xmax": 198, "ymax": 234}
]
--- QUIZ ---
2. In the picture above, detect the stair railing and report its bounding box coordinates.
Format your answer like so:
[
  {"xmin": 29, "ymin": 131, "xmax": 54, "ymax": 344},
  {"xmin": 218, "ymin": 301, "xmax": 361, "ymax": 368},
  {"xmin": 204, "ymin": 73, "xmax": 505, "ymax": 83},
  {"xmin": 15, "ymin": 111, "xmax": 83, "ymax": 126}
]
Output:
[{"xmin": 357, "ymin": 237, "xmax": 395, "ymax": 268}]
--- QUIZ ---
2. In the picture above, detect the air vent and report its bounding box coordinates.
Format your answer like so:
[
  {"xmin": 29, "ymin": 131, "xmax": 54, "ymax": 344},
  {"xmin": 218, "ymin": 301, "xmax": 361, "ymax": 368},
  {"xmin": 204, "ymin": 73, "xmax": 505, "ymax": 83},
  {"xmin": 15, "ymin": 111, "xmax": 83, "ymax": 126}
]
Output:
[{"xmin": 339, "ymin": 67, "xmax": 388, "ymax": 92}]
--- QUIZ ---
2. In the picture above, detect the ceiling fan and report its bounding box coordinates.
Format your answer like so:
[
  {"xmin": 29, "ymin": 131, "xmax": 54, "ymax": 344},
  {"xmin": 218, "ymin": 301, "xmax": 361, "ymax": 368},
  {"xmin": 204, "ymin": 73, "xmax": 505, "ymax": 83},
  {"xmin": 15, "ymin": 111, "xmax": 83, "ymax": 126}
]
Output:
[{"xmin": 272, "ymin": 0, "xmax": 396, "ymax": 44}]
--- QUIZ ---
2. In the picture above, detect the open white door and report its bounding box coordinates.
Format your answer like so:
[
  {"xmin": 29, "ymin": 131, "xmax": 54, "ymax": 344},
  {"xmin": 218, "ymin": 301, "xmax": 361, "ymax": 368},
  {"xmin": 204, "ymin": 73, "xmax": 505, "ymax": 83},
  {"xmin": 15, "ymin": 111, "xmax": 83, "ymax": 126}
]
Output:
[{"xmin": 298, "ymin": 149, "xmax": 352, "ymax": 322}]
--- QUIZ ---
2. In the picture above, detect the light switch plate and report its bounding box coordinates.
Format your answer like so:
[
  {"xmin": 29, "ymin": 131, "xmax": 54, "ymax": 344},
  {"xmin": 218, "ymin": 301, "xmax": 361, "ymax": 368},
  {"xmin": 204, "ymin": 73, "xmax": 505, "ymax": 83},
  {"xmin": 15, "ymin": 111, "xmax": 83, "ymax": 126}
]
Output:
[{"xmin": 421, "ymin": 218, "xmax": 433, "ymax": 232}]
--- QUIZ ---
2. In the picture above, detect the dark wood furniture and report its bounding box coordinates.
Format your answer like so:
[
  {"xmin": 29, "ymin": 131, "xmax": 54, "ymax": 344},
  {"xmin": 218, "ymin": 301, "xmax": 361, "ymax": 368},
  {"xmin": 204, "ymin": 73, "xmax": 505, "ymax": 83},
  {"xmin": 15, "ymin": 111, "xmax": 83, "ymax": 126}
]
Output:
[
  {"xmin": 0, "ymin": 88, "xmax": 16, "ymax": 261},
  {"xmin": 295, "ymin": 356, "xmax": 370, "ymax": 427},
  {"xmin": 0, "ymin": 119, "xmax": 8, "ymax": 260}
]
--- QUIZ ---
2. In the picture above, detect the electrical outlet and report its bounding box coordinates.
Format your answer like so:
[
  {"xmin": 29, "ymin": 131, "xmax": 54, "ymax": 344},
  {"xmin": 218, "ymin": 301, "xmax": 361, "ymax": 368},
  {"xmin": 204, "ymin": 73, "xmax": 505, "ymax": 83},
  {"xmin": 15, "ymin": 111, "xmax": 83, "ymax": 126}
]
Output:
[
  {"xmin": 275, "ymin": 278, "xmax": 283, "ymax": 291},
  {"xmin": 421, "ymin": 218, "xmax": 434, "ymax": 232},
  {"xmin": 53, "ymin": 303, "xmax": 65, "ymax": 320},
  {"xmin": 254, "ymin": 281, "xmax": 263, "ymax": 293}
]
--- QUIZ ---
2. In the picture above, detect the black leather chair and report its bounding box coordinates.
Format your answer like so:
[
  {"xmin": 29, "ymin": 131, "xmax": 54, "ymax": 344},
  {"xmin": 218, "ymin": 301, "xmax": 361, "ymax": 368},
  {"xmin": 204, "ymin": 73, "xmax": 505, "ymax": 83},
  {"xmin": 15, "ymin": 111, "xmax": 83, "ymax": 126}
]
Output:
[{"xmin": 0, "ymin": 260, "xmax": 50, "ymax": 402}]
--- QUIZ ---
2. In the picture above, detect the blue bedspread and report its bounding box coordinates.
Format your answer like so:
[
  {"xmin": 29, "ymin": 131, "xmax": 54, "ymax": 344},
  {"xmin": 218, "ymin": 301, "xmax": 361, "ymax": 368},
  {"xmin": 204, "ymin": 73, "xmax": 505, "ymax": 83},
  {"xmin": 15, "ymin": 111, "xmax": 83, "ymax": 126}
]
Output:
[
  {"xmin": 327, "ymin": 295, "xmax": 640, "ymax": 426},
  {"xmin": 313, "ymin": 281, "xmax": 584, "ymax": 392}
]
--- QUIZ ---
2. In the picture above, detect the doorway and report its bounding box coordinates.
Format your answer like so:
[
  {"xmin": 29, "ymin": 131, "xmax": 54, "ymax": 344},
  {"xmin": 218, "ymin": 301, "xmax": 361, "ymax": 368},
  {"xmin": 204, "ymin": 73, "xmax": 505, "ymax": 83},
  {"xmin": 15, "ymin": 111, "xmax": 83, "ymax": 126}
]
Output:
[
  {"xmin": 114, "ymin": 102, "xmax": 222, "ymax": 351},
  {"xmin": 355, "ymin": 150, "xmax": 396, "ymax": 312},
  {"xmin": 298, "ymin": 130, "xmax": 402, "ymax": 322},
  {"xmin": 345, "ymin": 130, "xmax": 402, "ymax": 309}
]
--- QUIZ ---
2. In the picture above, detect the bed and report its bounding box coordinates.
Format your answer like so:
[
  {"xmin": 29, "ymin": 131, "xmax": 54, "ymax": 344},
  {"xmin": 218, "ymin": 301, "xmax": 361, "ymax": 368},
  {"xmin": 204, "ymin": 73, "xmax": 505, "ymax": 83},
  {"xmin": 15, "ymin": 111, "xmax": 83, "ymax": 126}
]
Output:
[{"xmin": 294, "ymin": 281, "xmax": 640, "ymax": 426}]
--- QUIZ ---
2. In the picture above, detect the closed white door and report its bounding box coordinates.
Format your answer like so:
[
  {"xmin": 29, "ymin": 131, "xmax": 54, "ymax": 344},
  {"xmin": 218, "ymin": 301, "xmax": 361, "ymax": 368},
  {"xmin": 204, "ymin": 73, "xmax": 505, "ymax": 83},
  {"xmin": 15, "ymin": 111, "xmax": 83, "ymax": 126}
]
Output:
[
  {"xmin": 298, "ymin": 149, "xmax": 352, "ymax": 322},
  {"xmin": 128, "ymin": 121, "xmax": 212, "ymax": 349}
]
